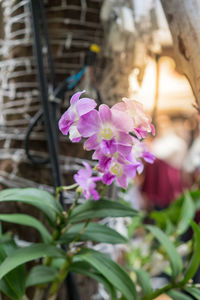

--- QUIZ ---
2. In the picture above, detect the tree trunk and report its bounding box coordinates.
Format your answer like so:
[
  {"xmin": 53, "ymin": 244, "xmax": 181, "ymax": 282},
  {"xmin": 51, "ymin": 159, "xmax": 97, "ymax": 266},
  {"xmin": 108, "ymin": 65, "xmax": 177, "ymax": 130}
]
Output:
[{"xmin": 161, "ymin": 0, "xmax": 200, "ymax": 110}]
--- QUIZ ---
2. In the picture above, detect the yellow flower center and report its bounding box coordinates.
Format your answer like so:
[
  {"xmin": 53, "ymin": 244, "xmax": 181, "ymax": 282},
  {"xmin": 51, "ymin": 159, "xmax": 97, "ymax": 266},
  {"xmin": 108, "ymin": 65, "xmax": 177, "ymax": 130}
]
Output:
[
  {"xmin": 101, "ymin": 127, "xmax": 114, "ymax": 140},
  {"xmin": 110, "ymin": 163, "xmax": 122, "ymax": 177}
]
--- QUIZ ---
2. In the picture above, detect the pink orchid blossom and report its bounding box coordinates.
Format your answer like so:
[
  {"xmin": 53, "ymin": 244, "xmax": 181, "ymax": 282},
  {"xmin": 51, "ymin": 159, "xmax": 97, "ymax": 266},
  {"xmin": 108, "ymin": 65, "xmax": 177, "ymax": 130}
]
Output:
[
  {"xmin": 127, "ymin": 137, "xmax": 155, "ymax": 174},
  {"xmin": 101, "ymin": 154, "xmax": 140, "ymax": 189},
  {"xmin": 59, "ymin": 91, "xmax": 97, "ymax": 142},
  {"xmin": 74, "ymin": 162, "xmax": 101, "ymax": 201},
  {"xmin": 78, "ymin": 104, "xmax": 133, "ymax": 153},
  {"xmin": 112, "ymin": 97, "xmax": 155, "ymax": 139},
  {"xmin": 58, "ymin": 91, "xmax": 156, "ymax": 198}
]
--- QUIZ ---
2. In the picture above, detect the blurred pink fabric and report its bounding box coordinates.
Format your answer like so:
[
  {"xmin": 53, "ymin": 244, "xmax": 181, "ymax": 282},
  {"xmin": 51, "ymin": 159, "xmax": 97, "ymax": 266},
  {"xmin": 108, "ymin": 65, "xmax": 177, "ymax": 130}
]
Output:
[{"xmin": 141, "ymin": 158, "xmax": 186, "ymax": 209}]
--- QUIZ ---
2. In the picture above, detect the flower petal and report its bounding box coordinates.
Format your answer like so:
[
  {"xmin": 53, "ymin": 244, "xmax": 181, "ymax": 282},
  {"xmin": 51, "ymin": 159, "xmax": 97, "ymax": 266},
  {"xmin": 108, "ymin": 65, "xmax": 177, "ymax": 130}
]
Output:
[
  {"xmin": 100, "ymin": 138, "xmax": 117, "ymax": 156},
  {"xmin": 112, "ymin": 102, "xmax": 126, "ymax": 112},
  {"xmin": 117, "ymin": 131, "xmax": 133, "ymax": 145},
  {"xmin": 82, "ymin": 162, "xmax": 92, "ymax": 176},
  {"xmin": 69, "ymin": 125, "xmax": 82, "ymax": 142},
  {"xmin": 70, "ymin": 90, "xmax": 85, "ymax": 105},
  {"xmin": 76, "ymin": 98, "xmax": 97, "ymax": 116},
  {"xmin": 137, "ymin": 162, "xmax": 144, "ymax": 174},
  {"xmin": 84, "ymin": 134, "xmax": 99, "ymax": 151},
  {"xmin": 74, "ymin": 170, "xmax": 87, "ymax": 186},
  {"xmin": 99, "ymin": 104, "xmax": 112, "ymax": 123},
  {"xmin": 98, "ymin": 155, "xmax": 112, "ymax": 172},
  {"xmin": 102, "ymin": 172, "xmax": 115, "ymax": 185},
  {"xmin": 134, "ymin": 127, "xmax": 147, "ymax": 139},
  {"xmin": 92, "ymin": 148, "xmax": 102, "ymax": 160},
  {"xmin": 90, "ymin": 188, "xmax": 100, "ymax": 201},
  {"xmin": 123, "ymin": 164, "xmax": 138, "ymax": 178},
  {"xmin": 117, "ymin": 143, "xmax": 132, "ymax": 157},
  {"xmin": 117, "ymin": 175, "xmax": 128, "ymax": 189},
  {"xmin": 151, "ymin": 124, "xmax": 156, "ymax": 136},
  {"xmin": 59, "ymin": 111, "xmax": 75, "ymax": 135},
  {"xmin": 143, "ymin": 151, "xmax": 155, "ymax": 163},
  {"xmin": 112, "ymin": 109, "xmax": 133, "ymax": 132},
  {"xmin": 78, "ymin": 110, "xmax": 100, "ymax": 137}
]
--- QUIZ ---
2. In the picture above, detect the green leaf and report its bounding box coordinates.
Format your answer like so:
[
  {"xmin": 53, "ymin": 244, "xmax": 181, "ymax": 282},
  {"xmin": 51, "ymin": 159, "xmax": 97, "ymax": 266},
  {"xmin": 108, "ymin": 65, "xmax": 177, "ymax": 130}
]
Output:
[
  {"xmin": 51, "ymin": 258, "xmax": 65, "ymax": 270},
  {"xmin": 184, "ymin": 287, "xmax": 200, "ymax": 298},
  {"xmin": 69, "ymin": 261, "xmax": 117, "ymax": 300},
  {"xmin": 150, "ymin": 211, "xmax": 168, "ymax": 229},
  {"xmin": 68, "ymin": 199, "xmax": 138, "ymax": 223},
  {"xmin": 26, "ymin": 265, "xmax": 58, "ymax": 287},
  {"xmin": 0, "ymin": 188, "xmax": 63, "ymax": 224},
  {"xmin": 59, "ymin": 222, "xmax": 128, "ymax": 244},
  {"xmin": 183, "ymin": 221, "xmax": 200, "ymax": 283},
  {"xmin": 147, "ymin": 225, "xmax": 183, "ymax": 279},
  {"xmin": 0, "ymin": 233, "xmax": 13, "ymax": 244},
  {"xmin": 178, "ymin": 190, "xmax": 200, "ymax": 205},
  {"xmin": 178, "ymin": 192, "xmax": 195, "ymax": 235},
  {"xmin": 167, "ymin": 290, "xmax": 193, "ymax": 300},
  {"xmin": 0, "ymin": 280, "xmax": 20, "ymax": 300},
  {"xmin": 0, "ymin": 241, "xmax": 26, "ymax": 300},
  {"xmin": 0, "ymin": 243, "xmax": 66, "ymax": 279},
  {"xmin": 135, "ymin": 269, "xmax": 152, "ymax": 297},
  {"xmin": 2, "ymin": 264, "xmax": 26, "ymax": 300},
  {"xmin": 74, "ymin": 248, "xmax": 138, "ymax": 300},
  {"xmin": 0, "ymin": 214, "xmax": 51, "ymax": 243}
]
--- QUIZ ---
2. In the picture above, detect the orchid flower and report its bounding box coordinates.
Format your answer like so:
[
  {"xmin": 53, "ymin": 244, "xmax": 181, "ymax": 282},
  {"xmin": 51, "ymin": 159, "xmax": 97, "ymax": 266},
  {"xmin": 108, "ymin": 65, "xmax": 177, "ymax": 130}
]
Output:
[
  {"xmin": 59, "ymin": 90, "xmax": 97, "ymax": 142},
  {"xmin": 127, "ymin": 137, "xmax": 155, "ymax": 173},
  {"xmin": 112, "ymin": 97, "xmax": 155, "ymax": 139},
  {"xmin": 102, "ymin": 154, "xmax": 140, "ymax": 189},
  {"xmin": 78, "ymin": 104, "xmax": 133, "ymax": 154},
  {"xmin": 74, "ymin": 162, "xmax": 101, "ymax": 201},
  {"xmin": 59, "ymin": 91, "xmax": 156, "ymax": 200}
]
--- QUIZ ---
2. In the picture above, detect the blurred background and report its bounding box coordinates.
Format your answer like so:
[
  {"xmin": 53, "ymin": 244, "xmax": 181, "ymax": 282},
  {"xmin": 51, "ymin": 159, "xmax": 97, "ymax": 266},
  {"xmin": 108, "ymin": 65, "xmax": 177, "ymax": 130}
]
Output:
[{"xmin": 0, "ymin": 0, "xmax": 200, "ymax": 299}]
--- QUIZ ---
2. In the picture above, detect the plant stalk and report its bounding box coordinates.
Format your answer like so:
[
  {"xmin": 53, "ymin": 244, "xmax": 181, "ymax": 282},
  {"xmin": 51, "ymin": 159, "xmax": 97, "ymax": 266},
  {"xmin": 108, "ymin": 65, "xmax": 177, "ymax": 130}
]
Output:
[
  {"xmin": 68, "ymin": 219, "xmax": 90, "ymax": 252},
  {"xmin": 56, "ymin": 184, "xmax": 78, "ymax": 199},
  {"xmin": 49, "ymin": 259, "xmax": 70, "ymax": 297},
  {"xmin": 67, "ymin": 192, "xmax": 80, "ymax": 218}
]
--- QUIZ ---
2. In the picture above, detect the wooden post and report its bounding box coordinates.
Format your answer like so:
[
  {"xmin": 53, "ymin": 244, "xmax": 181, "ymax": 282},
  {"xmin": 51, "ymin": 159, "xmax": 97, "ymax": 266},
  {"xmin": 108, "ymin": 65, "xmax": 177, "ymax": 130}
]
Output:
[{"xmin": 161, "ymin": 0, "xmax": 200, "ymax": 110}]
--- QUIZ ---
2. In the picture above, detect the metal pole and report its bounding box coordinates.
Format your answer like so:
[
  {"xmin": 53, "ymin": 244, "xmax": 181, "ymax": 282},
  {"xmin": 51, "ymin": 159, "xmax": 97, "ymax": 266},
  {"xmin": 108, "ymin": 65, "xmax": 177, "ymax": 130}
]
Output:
[{"xmin": 29, "ymin": 1, "xmax": 80, "ymax": 299}]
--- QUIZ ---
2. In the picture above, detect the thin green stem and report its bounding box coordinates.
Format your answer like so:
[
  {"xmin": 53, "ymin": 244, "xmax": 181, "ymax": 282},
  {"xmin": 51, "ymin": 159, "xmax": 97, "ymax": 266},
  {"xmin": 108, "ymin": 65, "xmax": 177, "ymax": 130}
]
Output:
[
  {"xmin": 56, "ymin": 183, "xmax": 79, "ymax": 199},
  {"xmin": 43, "ymin": 229, "xmax": 61, "ymax": 266},
  {"xmin": 66, "ymin": 192, "xmax": 80, "ymax": 218},
  {"xmin": 68, "ymin": 219, "xmax": 90, "ymax": 252},
  {"xmin": 49, "ymin": 258, "xmax": 70, "ymax": 296}
]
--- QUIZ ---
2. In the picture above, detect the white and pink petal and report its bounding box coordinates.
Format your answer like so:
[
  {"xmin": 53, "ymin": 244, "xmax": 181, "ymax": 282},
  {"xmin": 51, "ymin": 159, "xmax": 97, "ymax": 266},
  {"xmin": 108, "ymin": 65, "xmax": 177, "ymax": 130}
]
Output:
[
  {"xmin": 78, "ymin": 110, "xmax": 100, "ymax": 137},
  {"xmin": 76, "ymin": 98, "xmax": 97, "ymax": 116}
]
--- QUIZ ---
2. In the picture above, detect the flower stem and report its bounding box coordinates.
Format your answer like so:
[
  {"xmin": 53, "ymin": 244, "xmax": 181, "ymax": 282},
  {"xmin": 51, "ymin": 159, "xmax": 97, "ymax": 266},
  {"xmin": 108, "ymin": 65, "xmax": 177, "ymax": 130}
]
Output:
[
  {"xmin": 49, "ymin": 258, "xmax": 70, "ymax": 297},
  {"xmin": 68, "ymin": 219, "xmax": 90, "ymax": 253},
  {"xmin": 56, "ymin": 183, "xmax": 79, "ymax": 199},
  {"xmin": 66, "ymin": 192, "xmax": 80, "ymax": 218}
]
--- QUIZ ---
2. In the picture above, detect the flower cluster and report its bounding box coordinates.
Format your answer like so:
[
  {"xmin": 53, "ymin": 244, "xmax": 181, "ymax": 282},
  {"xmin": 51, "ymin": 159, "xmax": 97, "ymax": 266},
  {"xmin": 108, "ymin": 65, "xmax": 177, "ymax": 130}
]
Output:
[{"xmin": 59, "ymin": 91, "xmax": 155, "ymax": 200}]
